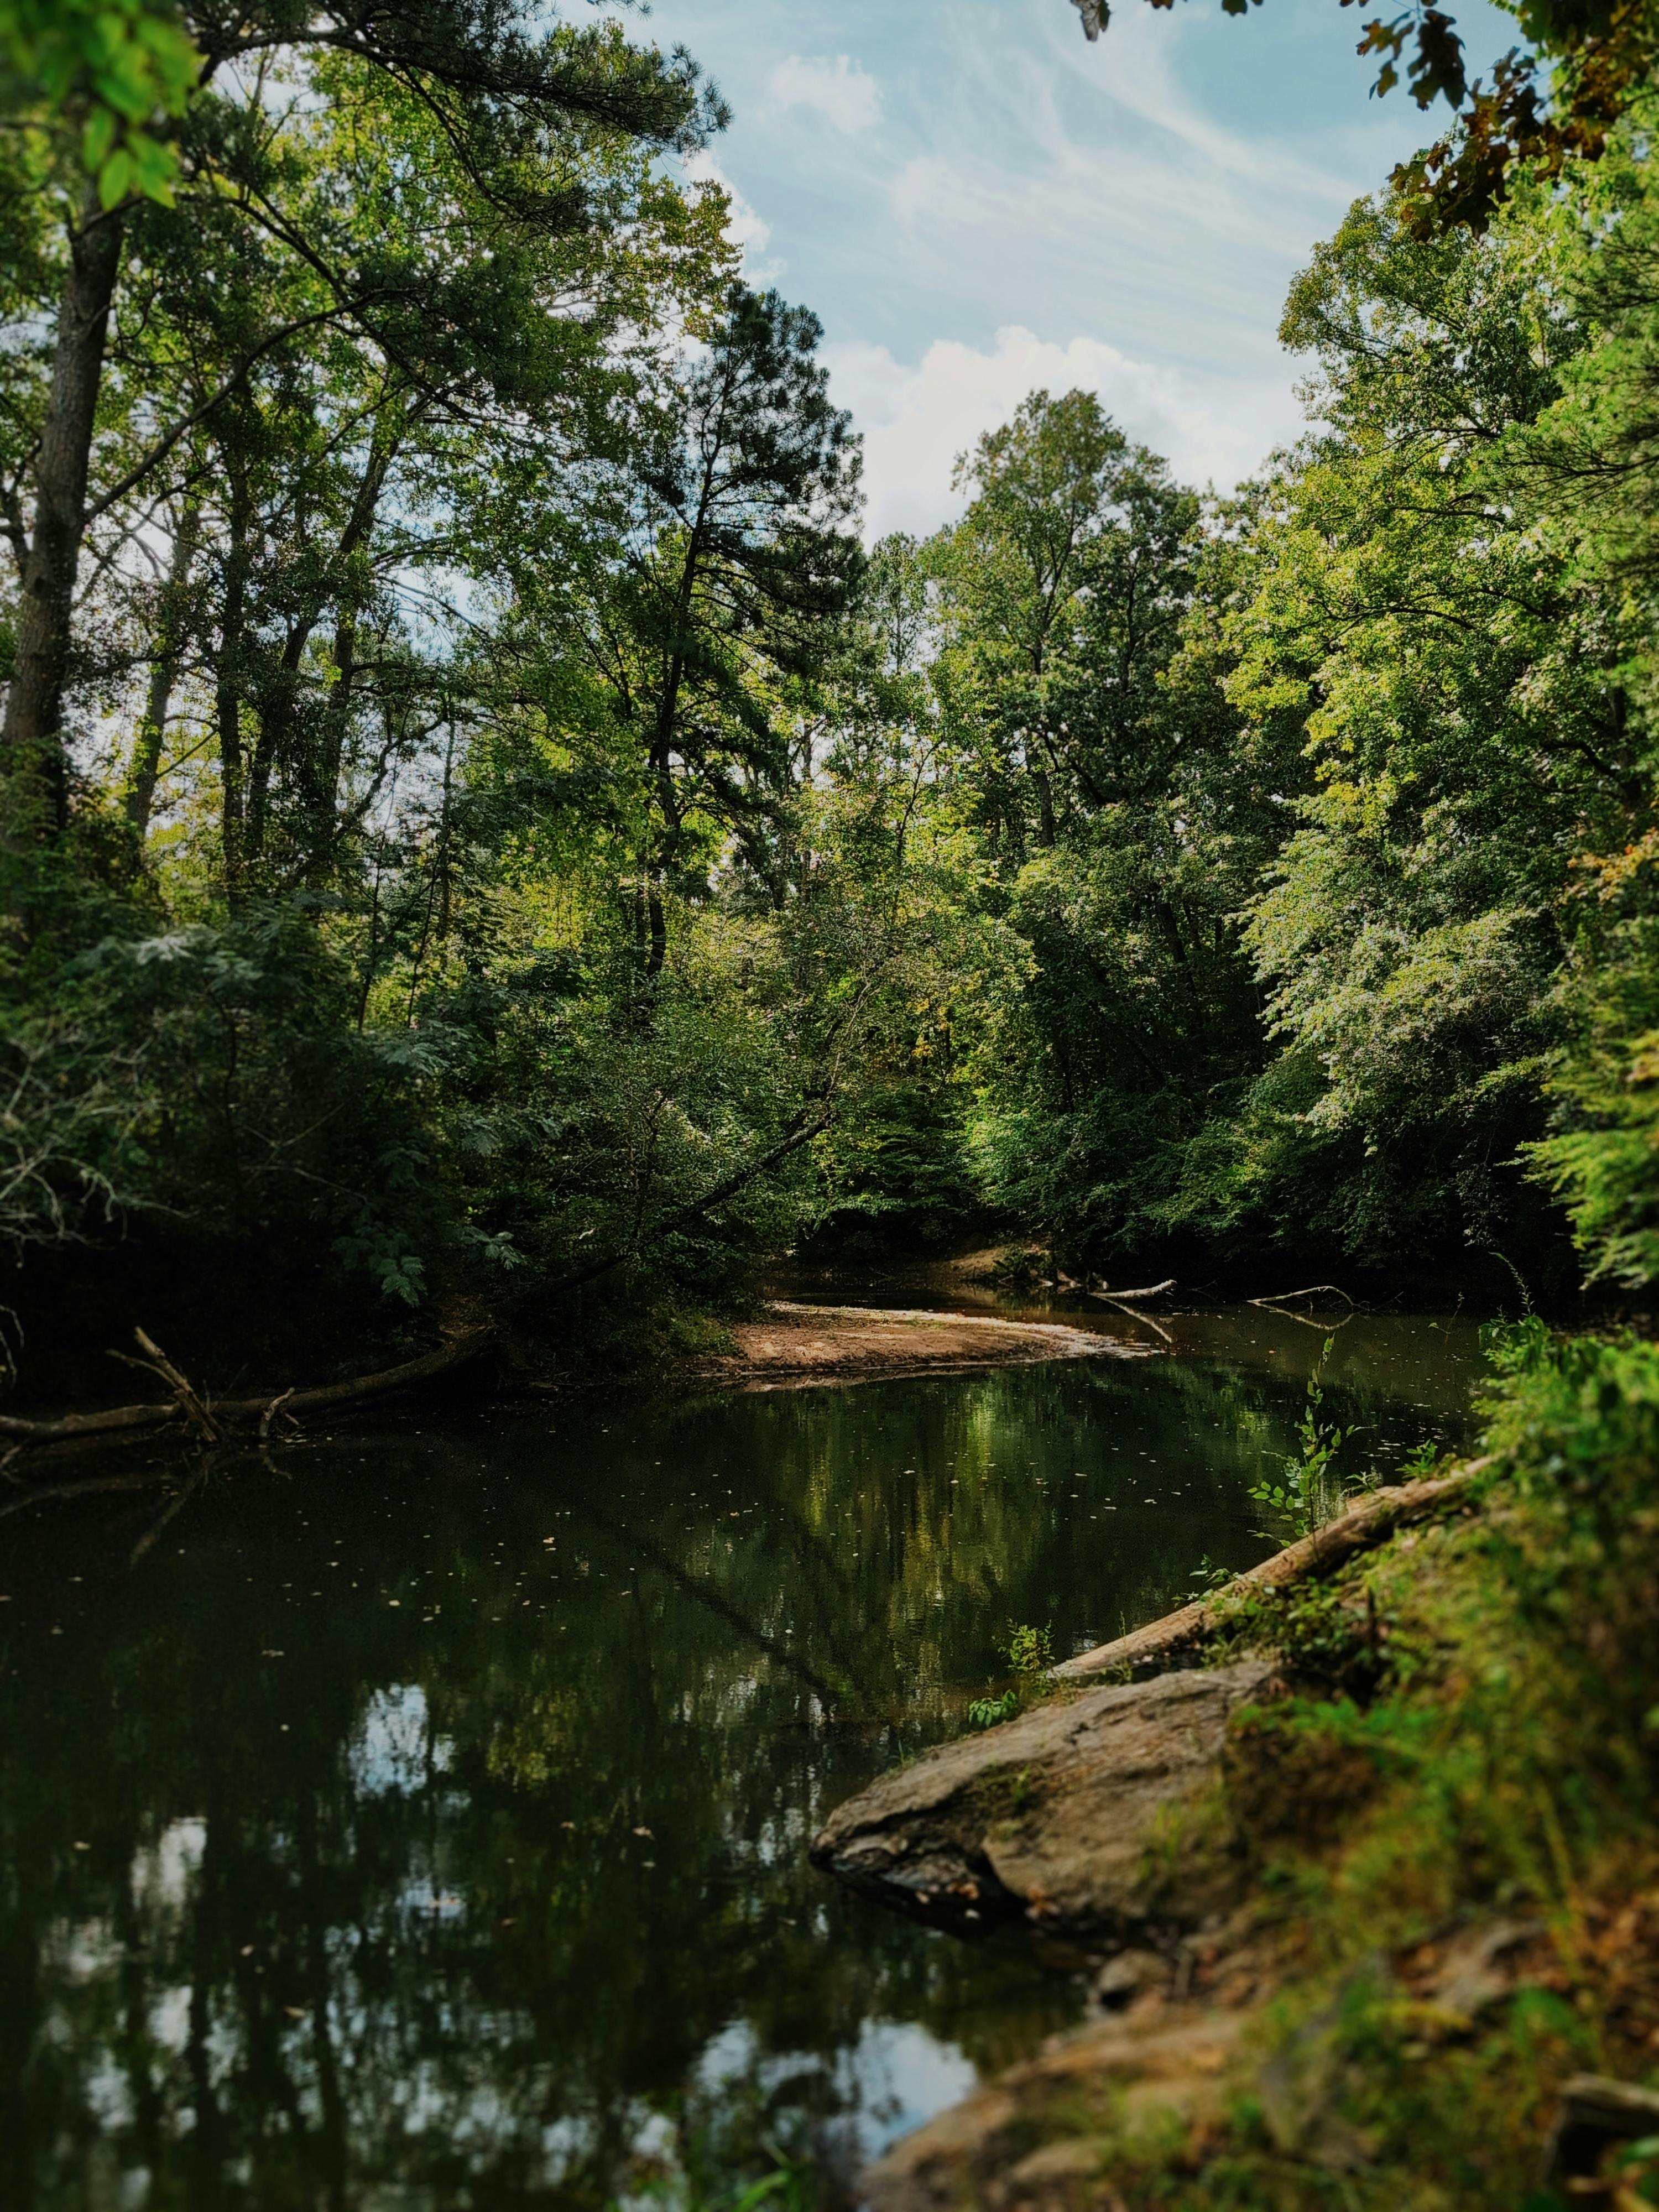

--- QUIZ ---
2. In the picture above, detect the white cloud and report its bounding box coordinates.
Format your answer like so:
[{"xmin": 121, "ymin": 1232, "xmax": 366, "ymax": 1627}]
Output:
[
  {"xmin": 826, "ymin": 325, "xmax": 1305, "ymax": 540},
  {"xmin": 768, "ymin": 54, "xmax": 883, "ymax": 134}
]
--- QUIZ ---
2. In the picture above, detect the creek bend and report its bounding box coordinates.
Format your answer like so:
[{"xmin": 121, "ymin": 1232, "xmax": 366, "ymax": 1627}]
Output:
[{"xmin": 0, "ymin": 1305, "xmax": 1480, "ymax": 2209}]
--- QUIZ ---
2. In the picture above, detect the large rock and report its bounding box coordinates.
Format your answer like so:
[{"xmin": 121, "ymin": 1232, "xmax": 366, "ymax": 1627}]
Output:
[{"xmin": 810, "ymin": 1661, "xmax": 1278, "ymax": 1942}]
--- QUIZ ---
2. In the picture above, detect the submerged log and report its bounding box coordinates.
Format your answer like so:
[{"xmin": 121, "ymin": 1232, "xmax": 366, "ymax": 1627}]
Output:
[{"xmin": 1052, "ymin": 1462, "xmax": 1491, "ymax": 1681}]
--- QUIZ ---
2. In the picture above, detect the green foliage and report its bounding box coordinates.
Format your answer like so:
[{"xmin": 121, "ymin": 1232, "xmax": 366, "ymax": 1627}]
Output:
[
  {"xmin": 15, "ymin": 7, "xmax": 1659, "ymax": 1382},
  {"xmin": 1248, "ymin": 1336, "xmax": 1350, "ymax": 1537},
  {"xmin": 964, "ymin": 1623, "xmax": 1052, "ymax": 1729},
  {"xmin": 1004, "ymin": 1620, "xmax": 1054, "ymax": 1676},
  {"xmin": 0, "ymin": 0, "xmax": 196, "ymax": 205},
  {"xmin": 1071, "ymin": 1324, "xmax": 1659, "ymax": 2204},
  {"xmin": 925, "ymin": 134, "xmax": 1659, "ymax": 1292},
  {"xmin": 966, "ymin": 1688, "xmax": 1021, "ymax": 1730}
]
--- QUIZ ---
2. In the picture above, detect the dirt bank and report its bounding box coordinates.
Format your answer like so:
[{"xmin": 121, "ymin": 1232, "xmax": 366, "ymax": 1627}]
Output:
[{"xmin": 692, "ymin": 1301, "xmax": 1147, "ymax": 1389}]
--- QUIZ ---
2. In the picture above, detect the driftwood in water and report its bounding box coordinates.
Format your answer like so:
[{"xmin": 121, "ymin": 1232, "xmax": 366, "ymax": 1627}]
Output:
[
  {"xmin": 1087, "ymin": 1278, "xmax": 1176, "ymax": 1303},
  {"xmin": 0, "ymin": 1326, "xmax": 499, "ymax": 1451},
  {"xmin": 1052, "ymin": 1462, "xmax": 1491, "ymax": 1681}
]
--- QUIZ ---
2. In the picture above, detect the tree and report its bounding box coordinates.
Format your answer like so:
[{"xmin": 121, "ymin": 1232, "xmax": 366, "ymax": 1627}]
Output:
[
  {"xmin": 0, "ymin": 0, "xmax": 723, "ymax": 842},
  {"xmin": 1066, "ymin": 0, "xmax": 1659, "ymax": 234},
  {"xmin": 518, "ymin": 283, "xmax": 864, "ymax": 978}
]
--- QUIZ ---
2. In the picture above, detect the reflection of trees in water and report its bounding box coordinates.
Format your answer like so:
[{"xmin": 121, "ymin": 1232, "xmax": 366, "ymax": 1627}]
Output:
[{"xmin": 0, "ymin": 1353, "xmax": 1459, "ymax": 2207}]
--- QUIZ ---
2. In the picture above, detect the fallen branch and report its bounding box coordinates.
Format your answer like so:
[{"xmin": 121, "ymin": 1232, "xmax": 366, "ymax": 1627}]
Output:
[
  {"xmin": 0, "ymin": 1327, "xmax": 498, "ymax": 1452},
  {"xmin": 258, "ymin": 1387, "xmax": 294, "ymax": 1445},
  {"xmin": 1052, "ymin": 1461, "xmax": 1493, "ymax": 1681},
  {"xmin": 221, "ymin": 1326, "xmax": 498, "ymax": 1418},
  {"xmin": 1248, "ymin": 1285, "xmax": 1355, "ymax": 1310},
  {"xmin": 0, "ymin": 1399, "xmax": 182, "ymax": 1443},
  {"xmin": 1088, "ymin": 1279, "xmax": 1176, "ymax": 1302},
  {"xmin": 109, "ymin": 1329, "xmax": 220, "ymax": 1442},
  {"xmin": 0, "ymin": 1102, "xmax": 836, "ymax": 1462}
]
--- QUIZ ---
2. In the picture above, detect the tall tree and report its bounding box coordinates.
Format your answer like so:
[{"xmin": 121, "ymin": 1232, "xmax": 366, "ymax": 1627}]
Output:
[{"xmin": 517, "ymin": 283, "xmax": 864, "ymax": 977}]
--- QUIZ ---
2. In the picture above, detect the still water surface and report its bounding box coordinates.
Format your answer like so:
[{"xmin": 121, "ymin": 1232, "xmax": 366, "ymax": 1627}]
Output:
[{"xmin": 0, "ymin": 1305, "xmax": 1481, "ymax": 2209}]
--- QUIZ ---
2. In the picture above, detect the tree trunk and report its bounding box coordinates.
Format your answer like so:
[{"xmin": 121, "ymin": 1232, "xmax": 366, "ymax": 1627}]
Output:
[
  {"xmin": 124, "ymin": 504, "xmax": 200, "ymax": 848},
  {"xmin": 302, "ymin": 612, "xmax": 357, "ymax": 883},
  {"xmin": 644, "ymin": 877, "xmax": 667, "ymax": 979},
  {"xmin": 1051, "ymin": 1464, "xmax": 1489, "ymax": 1681},
  {"xmin": 216, "ymin": 475, "xmax": 252, "ymax": 899},
  {"xmin": 2, "ymin": 189, "xmax": 126, "ymax": 838}
]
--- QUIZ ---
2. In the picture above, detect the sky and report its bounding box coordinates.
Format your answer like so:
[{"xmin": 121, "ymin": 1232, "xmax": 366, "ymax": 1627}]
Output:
[{"xmin": 634, "ymin": 0, "xmax": 1519, "ymax": 537}]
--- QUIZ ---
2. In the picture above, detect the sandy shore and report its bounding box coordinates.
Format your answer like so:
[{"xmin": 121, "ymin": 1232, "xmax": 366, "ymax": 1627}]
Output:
[{"xmin": 695, "ymin": 1300, "xmax": 1147, "ymax": 1390}]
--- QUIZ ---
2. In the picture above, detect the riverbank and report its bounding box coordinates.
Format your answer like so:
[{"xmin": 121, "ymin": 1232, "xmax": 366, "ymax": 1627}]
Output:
[
  {"xmin": 0, "ymin": 1296, "xmax": 1148, "ymax": 1477},
  {"xmin": 813, "ymin": 1325, "xmax": 1659, "ymax": 2208}
]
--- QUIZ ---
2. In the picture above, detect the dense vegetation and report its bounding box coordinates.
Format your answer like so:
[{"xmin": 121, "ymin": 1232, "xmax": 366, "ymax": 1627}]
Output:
[{"xmin": 7, "ymin": 3, "xmax": 1659, "ymax": 1391}]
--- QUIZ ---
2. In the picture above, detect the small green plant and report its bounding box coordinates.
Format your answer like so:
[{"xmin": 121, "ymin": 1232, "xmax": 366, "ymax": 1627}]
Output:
[
  {"xmin": 1249, "ymin": 1336, "xmax": 1349, "ymax": 1538},
  {"xmin": 966, "ymin": 1688, "xmax": 1020, "ymax": 1729},
  {"xmin": 1399, "ymin": 1437, "xmax": 1442, "ymax": 1481},
  {"xmin": 964, "ymin": 1624, "xmax": 1053, "ymax": 1730},
  {"xmin": 1188, "ymin": 1554, "xmax": 1235, "ymax": 1593},
  {"xmin": 1005, "ymin": 1621, "xmax": 1053, "ymax": 1676}
]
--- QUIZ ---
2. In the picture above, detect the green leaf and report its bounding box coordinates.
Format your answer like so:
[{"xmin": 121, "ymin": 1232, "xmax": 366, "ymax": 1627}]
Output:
[
  {"xmin": 81, "ymin": 105, "xmax": 118, "ymax": 170},
  {"xmin": 97, "ymin": 145, "xmax": 135, "ymax": 208}
]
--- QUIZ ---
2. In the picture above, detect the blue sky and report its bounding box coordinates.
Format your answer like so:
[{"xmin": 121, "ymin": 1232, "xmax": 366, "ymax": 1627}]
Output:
[{"xmin": 636, "ymin": 0, "xmax": 1519, "ymax": 534}]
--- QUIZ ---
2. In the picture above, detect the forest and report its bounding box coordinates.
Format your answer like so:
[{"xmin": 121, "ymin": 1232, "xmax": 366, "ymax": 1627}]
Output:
[
  {"xmin": 6, "ymin": 0, "xmax": 1659, "ymax": 1392},
  {"xmin": 17, "ymin": 8, "xmax": 1659, "ymax": 2209}
]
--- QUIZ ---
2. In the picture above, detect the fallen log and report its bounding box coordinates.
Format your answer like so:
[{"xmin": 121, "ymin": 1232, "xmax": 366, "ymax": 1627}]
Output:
[
  {"xmin": 1052, "ymin": 1461, "xmax": 1493, "ymax": 1681},
  {"xmin": 223, "ymin": 1326, "xmax": 498, "ymax": 1417},
  {"xmin": 0, "ymin": 1399, "xmax": 182, "ymax": 1443},
  {"xmin": 1087, "ymin": 1279, "xmax": 1176, "ymax": 1302},
  {"xmin": 0, "ymin": 1326, "xmax": 498, "ymax": 1452},
  {"xmin": 0, "ymin": 1099, "xmax": 838, "ymax": 1455}
]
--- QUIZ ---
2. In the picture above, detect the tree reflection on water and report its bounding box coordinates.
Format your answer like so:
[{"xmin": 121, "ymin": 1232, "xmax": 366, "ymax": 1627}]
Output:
[{"xmin": 0, "ymin": 1321, "xmax": 1476, "ymax": 2208}]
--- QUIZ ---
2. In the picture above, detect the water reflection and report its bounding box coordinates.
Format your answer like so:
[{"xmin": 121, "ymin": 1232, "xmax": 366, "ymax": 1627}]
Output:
[{"xmin": 0, "ymin": 1313, "xmax": 1479, "ymax": 2209}]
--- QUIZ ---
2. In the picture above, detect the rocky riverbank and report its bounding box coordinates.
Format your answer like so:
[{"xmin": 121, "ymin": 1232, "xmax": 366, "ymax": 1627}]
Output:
[{"xmin": 808, "ymin": 1329, "xmax": 1659, "ymax": 2207}]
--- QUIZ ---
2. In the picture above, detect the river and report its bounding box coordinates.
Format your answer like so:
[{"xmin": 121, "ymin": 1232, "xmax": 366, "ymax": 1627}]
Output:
[{"xmin": 0, "ymin": 1302, "xmax": 1482, "ymax": 2209}]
